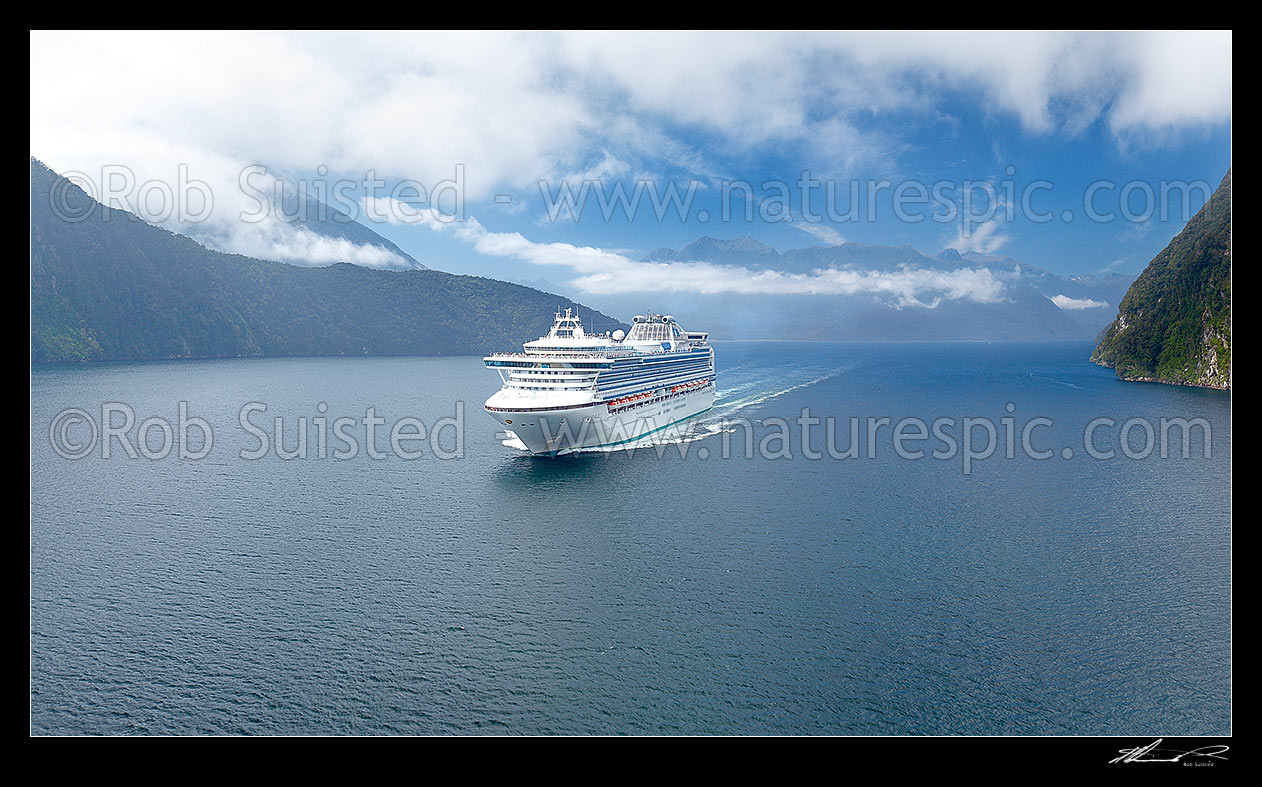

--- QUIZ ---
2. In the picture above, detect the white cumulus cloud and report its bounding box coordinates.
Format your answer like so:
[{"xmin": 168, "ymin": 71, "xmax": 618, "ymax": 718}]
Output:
[
  {"xmin": 29, "ymin": 30, "xmax": 1230, "ymax": 273},
  {"xmin": 1049, "ymin": 294, "xmax": 1109, "ymax": 311}
]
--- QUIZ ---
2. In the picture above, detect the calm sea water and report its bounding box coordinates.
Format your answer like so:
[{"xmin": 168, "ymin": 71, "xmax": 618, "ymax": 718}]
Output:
[{"xmin": 30, "ymin": 342, "xmax": 1231, "ymax": 735}]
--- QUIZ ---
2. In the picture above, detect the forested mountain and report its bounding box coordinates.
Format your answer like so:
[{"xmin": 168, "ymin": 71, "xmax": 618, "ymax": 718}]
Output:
[
  {"xmin": 1092, "ymin": 171, "xmax": 1231, "ymax": 389},
  {"xmin": 31, "ymin": 159, "xmax": 622, "ymax": 362}
]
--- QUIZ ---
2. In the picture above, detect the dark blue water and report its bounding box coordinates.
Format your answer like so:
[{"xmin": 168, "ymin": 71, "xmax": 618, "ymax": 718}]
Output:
[{"xmin": 30, "ymin": 342, "xmax": 1231, "ymax": 734}]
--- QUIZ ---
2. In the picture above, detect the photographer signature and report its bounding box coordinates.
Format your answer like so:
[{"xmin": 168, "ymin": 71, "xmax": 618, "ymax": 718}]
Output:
[{"xmin": 1109, "ymin": 739, "xmax": 1229, "ymax": 764}]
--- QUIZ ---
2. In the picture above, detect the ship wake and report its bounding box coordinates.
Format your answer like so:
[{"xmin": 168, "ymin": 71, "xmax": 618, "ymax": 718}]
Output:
[
  {"xmin": 498, "ymin": 362, "xmax": 851, "ymax": 456},
  {"xmin": 576, "ymin": 363, "xmax": 852, "ymax": 453}
]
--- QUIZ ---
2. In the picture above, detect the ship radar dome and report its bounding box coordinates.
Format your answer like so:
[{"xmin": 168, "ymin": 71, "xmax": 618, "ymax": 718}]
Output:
[{"xmin": 612, "ymin": 329, "xmax": 626, "ymax": 341}]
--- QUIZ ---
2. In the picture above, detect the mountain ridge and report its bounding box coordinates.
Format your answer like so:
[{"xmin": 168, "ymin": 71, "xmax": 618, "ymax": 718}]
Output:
[{"xmin": 606, "ymin": 234, "xmax": 1135, "ymax": 340}]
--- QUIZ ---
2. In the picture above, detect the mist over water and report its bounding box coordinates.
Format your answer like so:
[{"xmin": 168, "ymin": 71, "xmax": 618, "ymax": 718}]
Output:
[{"xmin": 31, "ymin": 342, "xmax": 1230, "ymax": 734}]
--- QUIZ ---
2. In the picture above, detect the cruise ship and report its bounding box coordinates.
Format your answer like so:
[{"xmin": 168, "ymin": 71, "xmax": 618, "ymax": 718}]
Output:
[{"xmin": 484, "ymin": 309, "xmax": 715, "ymax": 455}]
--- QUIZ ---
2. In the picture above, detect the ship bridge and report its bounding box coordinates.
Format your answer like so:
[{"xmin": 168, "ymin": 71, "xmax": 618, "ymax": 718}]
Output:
[
  {"xmin": 543, "ymin": 308, "xmax": 586, "ymax": 340},
  {"xmin": 518, "ymin": 308, "xmax": 616, "ymax": 354}
]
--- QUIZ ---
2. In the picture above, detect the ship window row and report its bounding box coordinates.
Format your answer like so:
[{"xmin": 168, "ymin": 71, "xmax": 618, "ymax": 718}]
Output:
[
  {"xmin": 605, "ymin": 363, "xmax": 712, "ymax": 378},
  {"xmin": 529, "ymin": 345, "xmax": 606, "ymax": 351},
  {"xmin": 599, "ymin": 373, "xmax": 712, "ymax": 388},
  {"xmin": 608, "ymin": 360, "xmax": 716, "ymax": 375},
  {"xmin": 509, "ymin": 385, "xmax": 594, "ymax": 391},
  {"xmin": 512, "ymin": 384, "xmax": 594, "ymax": 390},
  {"xmin": 512, "ymin": 375, "xmax": 596, "ymax": 381},
  {"xmin": 610, "ymin": 353, "xmax": 712, "ymax": 368},
  {"xmin": 606, "ymin": 357, "xmax": 711, "ymax": 368},
  {"xmin": 601, "ymin": 375, "xmax": 713, "ymax": 394},
  {"xmin": 606, "ymin": 356, "xmax": 713, "ymax": 369},
  {"xmin": 602, "ymin": 369, "xmax": 712, "ymax": 384},
  {"xmin": 603, "ymin": 369, "xmax": 713, "ymax": 385}
]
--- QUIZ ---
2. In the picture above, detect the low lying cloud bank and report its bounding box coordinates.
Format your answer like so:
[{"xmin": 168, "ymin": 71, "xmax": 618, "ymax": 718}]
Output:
[
  {"xmin": 192, "ymin": 221, "xmax": 415, "ymax": 270},
  {"xmin": 433, "ymin": 215, "xmax": 1005, "ymax": 307},
  {"xmin": 1049, "ymin": 294, "xmax": 1109, "ymax": 310}
]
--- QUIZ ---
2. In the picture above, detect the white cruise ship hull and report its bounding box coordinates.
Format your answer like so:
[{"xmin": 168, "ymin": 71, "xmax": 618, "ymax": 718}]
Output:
[
  {"xmin": 491, "ymin": 384, "xmax": 714, "ymax": 456},
  {"xmin": 485, "ymin": 309, "xmax": 715, "ymax": 457}
]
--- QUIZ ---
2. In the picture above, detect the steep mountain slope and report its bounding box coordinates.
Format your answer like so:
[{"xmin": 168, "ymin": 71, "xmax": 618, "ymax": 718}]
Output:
[
  {"xmin": 30, "ymin": 159, "xmax": 622, "ymax": 362},
  {"xmin": 189, "ymin": 172, "xmax": 425, "ymax": 270},
  {"xmin": 1091, "ymin": 171, "xmax": 1231, "ymax": 389}
]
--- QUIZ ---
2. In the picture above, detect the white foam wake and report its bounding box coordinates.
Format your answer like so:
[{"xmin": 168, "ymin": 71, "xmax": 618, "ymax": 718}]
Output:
[
  {"xmin": 714, "ymin": 366, "xmax": 849, "ymax": 417},
  {"xmin": 626, "ymin": 365, "xmax": 852, "ymax": 450},
  {"xmin": 500, "ymin": 431, "xmax": 529, "ymax": 451}
]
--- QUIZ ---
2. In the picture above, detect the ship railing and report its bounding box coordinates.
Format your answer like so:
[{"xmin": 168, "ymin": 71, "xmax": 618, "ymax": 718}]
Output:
[
  {"xmin": 485, "ymin": 346, "xmax": 698, "ymax": 360},
  {"xmin": 485, "ymin": 351, "xmax": 617, "ymax": 359}
]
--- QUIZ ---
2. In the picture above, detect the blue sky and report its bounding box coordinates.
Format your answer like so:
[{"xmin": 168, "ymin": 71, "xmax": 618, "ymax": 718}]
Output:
[{"xmin": 31, "ymin": 31, "xmax": 1231, "ymax": 290}]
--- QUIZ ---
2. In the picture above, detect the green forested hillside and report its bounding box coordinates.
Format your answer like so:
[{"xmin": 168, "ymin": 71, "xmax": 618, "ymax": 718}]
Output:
[
  {"xmin": 1091, "ymin": 170, "xmax": 1231, "ymax": 389},
  {"xmin": 30, "ymin": 159, "xmax": 623, "ymax": 362}
]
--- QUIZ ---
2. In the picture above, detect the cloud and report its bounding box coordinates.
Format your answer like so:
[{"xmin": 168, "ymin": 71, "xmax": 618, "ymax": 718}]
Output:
[
  {"xmin": 1050, "ymin": 294, "xmax": 1109, "ymax": 311},
  {"xmin": 428, "ymin": 214, "xmax": 1003, "ymax": 306},
  {"xmin": 359, "ymin": 196, "xmax": 437, "ymax": 227},
  {"xmin": 31, "ymin": 31, "xmax": 1231, "ymax": 196},
  {"xmin": 560, "ymin": 150, "xmax": 634, "ymax": 184},
  {"xmin": 832, "ymin": 30, "xmax": 1230, "ymax": 137},
  {"xmin": 1107, "ymin": 31, "xmax": 1233, "ymax": 137},
  {"xmin": 1117, "ymin": 220, "xmax": 1155, "ymax": 243},
  {"xmin": 1097, "ymin": 255, "xmax": 1136, "ymax": 275},
  {"xmin": 947, "ymin": 216, "xmax": 1011, "ymax": 255},
  {"xmin": 793, "ymin": 222, "xmax": 847, "ymax": 246},
  {"xmin": 29, "ymin": 31, "xmax": 1230, "ymax": 272},
  {"xmin": 193, "ymin": 223, "xmax": 413, "ymax": 269}
]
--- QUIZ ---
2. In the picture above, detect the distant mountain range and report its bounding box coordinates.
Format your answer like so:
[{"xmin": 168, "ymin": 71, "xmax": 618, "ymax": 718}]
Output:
[
  {"xmin": 580, "ymin": 235, "xmax": 1135, "ymax": 341},
  {"xmin": 30, "ymin": 159, "xmax": 622, "ymax": 362},
  {"xmin": 1092, "ymin": 170, "xmax": 1231, "ymax": 389}
]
